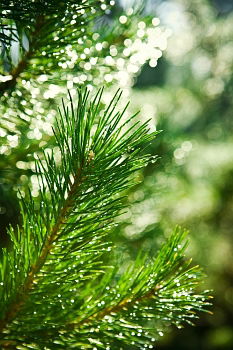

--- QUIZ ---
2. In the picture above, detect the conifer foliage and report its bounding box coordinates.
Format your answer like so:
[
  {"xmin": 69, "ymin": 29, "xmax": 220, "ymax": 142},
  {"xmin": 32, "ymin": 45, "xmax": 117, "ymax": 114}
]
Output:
[
  {"xmin": 0, "ymin": 1, "xmax": 211, "ymax": 349},
  {"xmin": 0, "ymin": 89, "xmax": 210, "ymax": 349}
]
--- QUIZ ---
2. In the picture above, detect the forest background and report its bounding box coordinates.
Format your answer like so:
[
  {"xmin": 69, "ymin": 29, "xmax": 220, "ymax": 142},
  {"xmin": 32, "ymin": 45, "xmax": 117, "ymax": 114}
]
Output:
[{"xmin": 0, "ymin": 0, "xmax": 233, "ymax": 349}]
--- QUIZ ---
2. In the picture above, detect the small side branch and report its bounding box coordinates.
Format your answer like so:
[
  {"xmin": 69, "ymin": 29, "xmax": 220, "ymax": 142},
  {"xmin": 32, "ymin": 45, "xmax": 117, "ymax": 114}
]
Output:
[
  {"xmin": 68, "ymin": 284, "xmax": 162, "ymax": 329},
  {"xmin": 0, "ymin": 15, "xmax": 45, "ymax": 96},
  {"xmin": 0, "ymin": 168, "xmax": 83, "ymax": 334}
]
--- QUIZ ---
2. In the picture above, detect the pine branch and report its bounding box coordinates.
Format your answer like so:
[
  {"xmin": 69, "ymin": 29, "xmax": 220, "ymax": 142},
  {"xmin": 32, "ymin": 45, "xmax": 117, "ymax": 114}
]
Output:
[
  {"xmin": 61, "ymin": 229, "xmax": 211, "ymax": 341},
  {"xmin": 0, "ymin": 15, "xmax": 45, "ymax": 94},
  {"xmin": 0, "ymin": 88, "xmax": 157, "ymax": 344},
  {"xmin": 0, "ymin": 0, "xmax": 92, "ymax": 39},
  {"xmin": 0, "ymin": 1, "xmax": 168, "ymax": 99},
  {"xmin": 69, "ymin": 283, "xmax": 162, "ymax": 328},
  {"xmin": 0, "ymin": 0, "xmax": 100, "ymax": 95},
  {"xmin": 0, "ymin": 89, "xmax": 211, "ymax": 349},
  {"xmin": 0, "ymin": 163, "xmax": 83, "ymax": 333}
]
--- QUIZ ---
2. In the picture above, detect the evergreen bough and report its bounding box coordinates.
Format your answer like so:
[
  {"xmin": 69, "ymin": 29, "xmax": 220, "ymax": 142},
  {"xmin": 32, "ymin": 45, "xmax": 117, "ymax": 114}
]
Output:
[
  {"xmin": 0, "ymin": 89, "xmax": 210, "ymax": 349},
  {"xmin": 0, "ymin": 1, "xmax": 211, "ymax": 349}
]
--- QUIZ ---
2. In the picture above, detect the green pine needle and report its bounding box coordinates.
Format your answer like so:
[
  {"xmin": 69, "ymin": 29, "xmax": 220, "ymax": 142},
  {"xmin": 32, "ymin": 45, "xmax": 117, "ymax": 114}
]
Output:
[{"xmin": 0, "ymin": 89, "xmax": 211, "ymax": 349}]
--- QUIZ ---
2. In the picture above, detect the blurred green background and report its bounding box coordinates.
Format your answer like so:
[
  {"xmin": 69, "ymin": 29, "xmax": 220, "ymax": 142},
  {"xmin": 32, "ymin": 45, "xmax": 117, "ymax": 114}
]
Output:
[
  {"xmin": 116, "ymin": 0, "xmax": 233, "ymax": 348},
  {"xmin": 0, "ymin": 0, "xmax": 233, "ymax": 348}
]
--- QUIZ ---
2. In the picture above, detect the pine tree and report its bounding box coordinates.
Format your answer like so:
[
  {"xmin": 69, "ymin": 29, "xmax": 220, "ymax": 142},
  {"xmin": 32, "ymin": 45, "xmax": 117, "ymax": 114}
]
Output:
[{"xmin": 0, "ymin": 1, "xmax": 211, "ymax": 349}]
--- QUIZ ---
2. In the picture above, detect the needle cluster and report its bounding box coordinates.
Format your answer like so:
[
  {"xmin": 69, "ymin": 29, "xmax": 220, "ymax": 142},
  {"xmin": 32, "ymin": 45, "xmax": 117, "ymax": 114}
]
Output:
[{"xmin": 0, "ymin": 89, "xmax": 211, "ymax": 349}]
